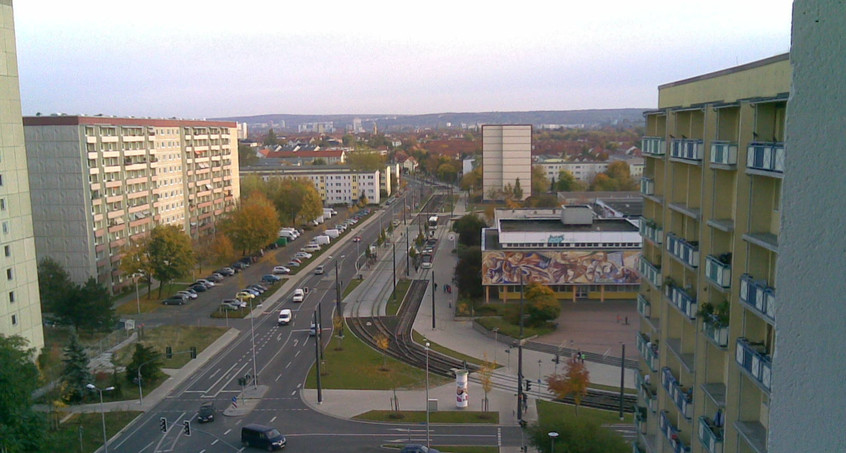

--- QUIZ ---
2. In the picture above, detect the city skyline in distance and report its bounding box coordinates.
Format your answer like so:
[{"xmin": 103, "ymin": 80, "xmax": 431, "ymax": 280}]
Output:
[{"xmin": 15, "ymin": 0, "xmax": 792, "ymax": 119}]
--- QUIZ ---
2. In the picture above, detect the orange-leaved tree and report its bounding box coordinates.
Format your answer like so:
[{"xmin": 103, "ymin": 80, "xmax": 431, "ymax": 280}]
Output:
[{"xmin": 546, "ymin": 356, "xmax": 591, "ymax": 414}]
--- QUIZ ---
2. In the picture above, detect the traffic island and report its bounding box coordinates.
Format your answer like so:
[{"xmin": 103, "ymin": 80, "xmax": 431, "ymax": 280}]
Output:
[{"xmin": 223, "ymin": 384, "xmax": 270, "ymax": 417}]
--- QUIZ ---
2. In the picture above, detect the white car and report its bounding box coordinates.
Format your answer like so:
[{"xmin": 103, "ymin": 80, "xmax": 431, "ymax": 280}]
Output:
[
  {"xmin": 273, "ymin": 266, "xmax": 291, "ymax": 274},
  {"xmin": 277, "ymin": 309, "xmax": 292, "ymax": 326},
  {"xmin": 195, "ymin": 279, "xmax": 215, "ymax": 288},
  {"xmin": 292, "ymin": 288, "xmax": 305, "ymax": 303},
  {"xmin": 177, "ymin": 290, "xmax": 198, "ymax": 300},
  {"xmin": 294, "ymin": 252, "xmax": 312, "ymax": 259}
]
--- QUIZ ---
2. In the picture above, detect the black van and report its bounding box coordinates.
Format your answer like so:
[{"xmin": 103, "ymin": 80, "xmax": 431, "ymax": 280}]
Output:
[{"xmin": 241, "ymin": 424, "xmax": 287, "ymax": 450}]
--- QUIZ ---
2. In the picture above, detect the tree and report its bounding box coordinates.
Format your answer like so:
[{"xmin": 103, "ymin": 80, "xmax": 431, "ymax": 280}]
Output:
[
  {"xmin": 459, "ymin": 165, "xmax": 483, "ymax": 193},
  {"xmin": 477, "ymin": 355, "xmax": 495, "ymax": 412},
  {"xmin": 437, "ymin": 162, "xmax": 459, "ymax": 182},
  {"xmin": 60, "ymin": 333, "xmax": 92, "ymax": 403},
  {"xmin": 531, "ymin": 165, "xmax": 549, "ymax": 196},
  {"xmin": 524, "ymin": 282, "xmax": 561, "ymax": 327},
  {"xmin": 452, "ymin": 214, "xmax": 487, "ymax": 247},
  {"xmin": 347, "ymin": 151, "xmax": 385, "ymax": 172},
  {"xmin": 312, "ymin": 158, "xmax": 327, "ymax": 165},
  {"xmin": 37, "ymin": 257, "xmax": 72, "ymax": 314},
  {"xmin": 220, "ymin": 191, "xmax": 280, "ymax": 256},
  {"xmin": 147, "ymin": 225, "xmax": 195, "ymax": 297},
  {"xmin": 260, "ymin": 178, "xmax": 323, "ymax": 226},
  {"xmin": 208, "ymin": 234, "xmax": 237, "ymax": 266},
  {"xmin": 589, "ymin": 161, "xmax": 637, "ymax": 191},
  {"xmin": 513, "ymin": 178, "xmax": 524, "ymax": 200},
  {"xmin": 374, "ymin": 333, "xmax": 390, "ymax": 371},
  {"xmin": 546, "ymin": 356, "xmax": 591, "ymax": 414},
  {"xmin": 527, "ymin": 418, "xmax": 628, "ymax": 453},
  {"xmin": 52, "ymin": 277, "xmax": 114, "ymax": 332},
  {"xmin": 556, "ymin": 170, "xmax": 585, "ymax": 192},
  {"xmin": 455, "ymin": 246, "xmax": 482, "ymax": 298},
  {"xmin": 120, "ymin": 236, "xmax": 154, "ymax": 296},
  {"xmin": 125, "ymin": 343, "xmax": 163, "ymax": 386},
  {"xmin": 0, "ymin": 334, "xmax": 47, "ymax": 453},
  {"xmin": 263, "ymin": 128, "xmax": 278, "ymax": 146},
  {"xmin": 238, "ymin": 143, "xmax": 257, "ymax": 167}
]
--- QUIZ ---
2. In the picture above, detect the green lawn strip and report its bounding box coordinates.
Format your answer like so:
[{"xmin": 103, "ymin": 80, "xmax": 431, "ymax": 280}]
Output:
[
  {"xmin": 115, "ymin": 282, "xmax": 189, "ymax": 315},
  {"xmin": 210, "ymin": 306, "xmax": 250, "ymax": 319},
  {"xmin": 410, "ymin": 331, "xmax": 492, "ymax": 368},
  {"xmin": 305, "ymin": 322, "xmax": 450, "ymax": 390},
  {"xmin": 383, "ymin": 445, "xmax": 498, "ymax": 453},
  {"xmin": 50, "ymin": 411, "xmax": 143, "ymax": 452},
  {"xmin": 355, "ymin": 410, "xmax": 498, "ymax": 424},
  {"xmin": 39, "ymin": 327, "xmax": 122, "ymax": 385},
  {"xmin": 342, "ymin": 277, "xmax": 364, "ymax": 298},
  {"xmin": 536, "ymin": 399, "xmax": 633, "ymax": 425},
  {"xmin": 386, "ymin": 279, "xmax": 412, "ymax": 316},
  {"xmin": 112, "ymin": 325, "xmax": 228, "ymax": 369}
]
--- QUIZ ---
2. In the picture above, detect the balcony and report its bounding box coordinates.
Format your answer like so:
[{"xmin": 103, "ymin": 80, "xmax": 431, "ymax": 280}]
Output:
[
  {"xmin": 642, "ymin": 137, "xmax": 666, "ymax": 157},
  {"xmin": 705, "ymin": 255, "xmax": 731, "ymax": 289},
  {"xmin": 698, "ymin": 417, "xmax": 724, "ymax": 453},
  {"xmin": 664, "ymin": 283, "xmax": 697, "ymax": 320},
  {"xmin": 735, "ymin": 338, "xmax": 772, "ymax": 392},
  {"xmin": 670, "ymin": 139, "xmax": 704, "ymax": 163},
  {"xmin": 739, "ymin": 274, "xmax": 776, "ymax": 322},
  {"xmin": 666, "ymin": 233, "xmax": 699, "ymax": 268},
  {"xmin": 735, "ymin": 420, "xmax": 768, "ymax": 453},
  {"xmin": 659, "ymin": 410, "xmax": 691, "ymax": 453},
  {"xmin": 710, "ymin": 141, "xmax": 737, "ymax": 167},
  {"xmin": 662, "ymin": 367, "xmax": 693, "ymax": 419},
  {"xmin": 637, "ymin": 294, "xmax": 660, "ymax": 331},
  {"xmin": 637, "ymin": 332, "xmax": 659, "ymax": 372},
  {"xmin": 640, "ymin": 177, "xmax": 655, "ymax": 196},
  {"xmin": 702, "ymin": 315, "xmax": 729, "ymax": 348},
  {"xmin": 639, "ymin": 217, "xmax": 663, "ymax": 245},
  {"xmin": 637, "ymin": 372, "xmax": 658, "ymax": 413},
  {"xmin": 746, "ymin": 142, "xmax": 784, "ymax": 176},
  {"xmin": 637, "ymin": 256, "xmax": 662, "ymax": 289},
  {"xmin": 666, "ymin": 338, "xmax": 695, "ymax": 373}
]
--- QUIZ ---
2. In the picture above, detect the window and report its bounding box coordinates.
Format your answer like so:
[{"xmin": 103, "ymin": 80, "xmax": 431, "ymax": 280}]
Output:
[
  {"xmin": 2, "ymin": 222, "xmax": 7, "ymax": 234},
  {"xmin": 0, "ymin": 198, "xmax": 4, "ymax": 210},
  {"xmin": 4, "ymin": 245, "xmax": 9, "ymax": 257},
  {"xmin": 6, "ymin": 268, "xmax": 11, "ymax": 280},
  {"xmin": 11, "ymin": 314, "xmax": 16, "ymax": 325},
  {"xmin": 9, "ymin": 291, "xmax": 14, "ymax": 302}
]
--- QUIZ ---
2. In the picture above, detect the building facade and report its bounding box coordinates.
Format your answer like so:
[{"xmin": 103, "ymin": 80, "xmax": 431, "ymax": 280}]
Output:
[
  {"xmin": 0, "ymin": 0, "xmax": 44, "ymax": 350},
  {"xmin": 480, "ymin": 206, "xmax": 641, "ymax": 303},
  {"xmin": 482, "ymin": 125, "xmax": 531, "ymax": 201},
  {"xmin": 24, "ymin": 116, "xmax": 240, "ymax": 293},
  {"xmin": 634, "ymin": 54, "xmax": 789, "ymax": 453},
  {"xmin": 240, "ymin": 164, "xmax": 381, "ymax": 206}
]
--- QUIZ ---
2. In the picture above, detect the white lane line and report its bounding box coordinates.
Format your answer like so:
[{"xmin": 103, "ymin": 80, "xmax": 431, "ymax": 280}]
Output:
[
  {"xmin": 224, "ymin": 429, "xmax": 232, "ymax": 435},
  {"xmin": 270, "ymin": 416, "xmax": 277, "ymax": 423},
  {"xmin": 211, "ymin": 439, "xmax": 219, "ymax": 446}
]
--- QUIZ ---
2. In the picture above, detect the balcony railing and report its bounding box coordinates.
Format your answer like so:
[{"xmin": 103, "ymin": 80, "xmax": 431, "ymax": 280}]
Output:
[
  {"xmin": 639, "ymin": 217, "xmax": 663, "ymax": 245},
  {"xmin": 702, "ymin": 315, "xmax": 729, "ymax": 348},
  {"xmin": 666, "ymin": 233, "xmax": 699, "ymax": 268},
  {"xmin": 637, "ymin": 332, "xmax": 659, "ymax": 372},
  {"xmin": 710, "ymin": 141, "xmax": 737, "ymax": 166},
  {"xmin": 670, "ymin": 139, "xmax": 704, "ymax": 162},
  {"xmin": 637, "ymin": 372, "xmax": 658, "ymax": 413},
  {"xmin": 638, "ymin": 256, "xmax": 662, "ymax": 289},
  {"xmin": 735, "ymin": 338, "xmax": 772, "ymax": 391},
  {"xmin": 705, "ymin": 255, "xmax": 731, "ymax": 288},
  {"xmin": 698, "ymin": 416, "xmax": 724, "ymax": 453},
  {"xmin": 665, "ymin": 283, "xmax": 697, "ymax": 320},
  {"xmin": 662, "ymin": 367, "xmax": 693, "ymax": 419},
  {"xmin": 739, "ymin": 274, "xmax": 776, "ymax": 322},
  {"xmin": 747, "ymin": 142, "xmax": 785, "ymax": 174},
  {"xmin": 641, "ymin": 177, "xmax": 655, "ymax": 196},
  {"xmin": 637, "ymin": 294, "xmax": 652, "ymax": 319},
  {"xmin": 642, "ymin": 137, "xmax": 666, "ymax": 157},
  {"xmin": 659, "ymin": 410, "xmax": 691, "ymax": 453}
]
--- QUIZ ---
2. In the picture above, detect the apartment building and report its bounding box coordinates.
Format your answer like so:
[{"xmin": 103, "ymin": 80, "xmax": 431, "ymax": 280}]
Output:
[
  {"xmin": 634, "ymin": 54, "xmax": 790, "ymax": 453},
  {"xmin": 240, "ymin": 163, "xmax": 381, "ymax": 206},
  {"xmin": 537, "ymin": 157, "xmax": 608, "ymax": 184},
  {"xmin": 0, "ymin": 0, "xmax": 43, "ymax": 350},
  {"xmin": 482, "ymin": 125, "xmax": 531, "ymax": 201},
  {"xmin": 24, "ymin": 116, "xmax": 240, "ymax": 293}
]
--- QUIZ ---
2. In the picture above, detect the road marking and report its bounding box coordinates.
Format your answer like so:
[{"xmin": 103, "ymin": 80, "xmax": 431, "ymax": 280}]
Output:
[
  {"xmin": 285, "ymin": 361, "xmax": 291, "ymax": 369},
  {"xmin": 291, "ymin": 390, "xmax": 297, "ymax": 396},
  {"xmin": 270, "ymin": 416, "xmax": 277, "ymax": 423},
  {"xmin": 224, "ymin": 429, "xmax": 232, "ymax": 435},
  {"xmin": 208, "ymin": 368, "xmax": 221, "ymax": 379},
  {"xmin": 275, "ymin": 374, "xmax": 282, "ymax": 382},
  {"xmin": 199, "ymin": 450, "xmax": 206, "ymax": 453},
  {"xmin": 211, "ymin": 439, "xmax": 219, "ymax": 445}
]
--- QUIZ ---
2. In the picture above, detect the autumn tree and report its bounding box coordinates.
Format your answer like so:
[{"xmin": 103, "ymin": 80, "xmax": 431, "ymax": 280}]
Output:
[
  {"xmin": 437, "ymin": 162, "xmax": 459, "ymax": 183},
  {"xmin": 120, "ymin": 236, "xmax": 154, "ymax": 296},
  {"xmin": 524, "ymin": 282, "xmax": 561, "ymax": 327},
  {"xmin": 347, "ymin": 150, "xmax": 385, "ymax": 172},
  {"xmin": 220, "ymin": 191, "xmax": 281, "ymax": 256},
  {"xmin": 589, "ymin": 161, "xmax": 636, "ymax": 191},
  {"xmin": 478, "ymin": 354, "xmax": 495, "ymax": 412},
  {"xmin": 147, "ymin": 224, "xmax": 195, "ymax": 297},
  {"xmin": 263, "ymin": 128, "xmax": 278, "ymax": 146},
  {"xmin": 374, "ymin": 333, "xmax": 390, "ymax": 371},
  {"xmin": 556, "ymin": 169, "xmax": 585, "ymax": 192},
  {"xmin": 209, "ymin": 234, "xmax": 237, "ymax": 266},
  {"xmin": 452, "ymin": 214, "xmax": 487, "ymax": 247},
  {"xmin": 459, "ymin": 165, "xmax": 483, "ymax": 193},
  {"xmin": 531, "ymin": 165, "xmax": 549, "ymax": 196},
  {"xmin": 513, "ymin": 178, "xmax": 524, "ymax": 200},
  {"xmin": 546, "ymin": 356, "xmax": 591, "ymax": 414}
]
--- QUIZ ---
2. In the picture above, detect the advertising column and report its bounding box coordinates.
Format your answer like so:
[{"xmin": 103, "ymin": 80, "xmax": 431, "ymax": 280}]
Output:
[{"xmin": 456, "ymin": 369, "xmax": 469, "ymax": 408}]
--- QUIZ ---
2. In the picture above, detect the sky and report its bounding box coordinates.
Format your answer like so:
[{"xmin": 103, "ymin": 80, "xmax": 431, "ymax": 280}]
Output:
[{"xmin": 14, "ymin": 1, "xmax": 794, "ymax": 119}]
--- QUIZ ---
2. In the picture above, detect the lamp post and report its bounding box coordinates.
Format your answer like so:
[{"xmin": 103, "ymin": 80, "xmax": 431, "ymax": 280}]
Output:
[
  {"xmin": 548, "ymin": 431, "xmax": 559, "ymax": 453},
  {"xmin": 133, "ymin": 272, "xmax": 142, "ymax": 314},
  {"xmin": 492, "ymin": 327, "xmax": 499, "ymax": 366},
  {"xmin": 87, "ymin": 384, "xmax": 114, "ymax": 453},
  {"xmin": 538, "ymin": 359, "xmax": 543, "ymax": 383},
  {"xmin": 240, "ymin": 294, "xmax": 259, "ymax": 389},
  {"xmin": 425, "ymin": 341, "xmax": 431, "ymax": 448}
]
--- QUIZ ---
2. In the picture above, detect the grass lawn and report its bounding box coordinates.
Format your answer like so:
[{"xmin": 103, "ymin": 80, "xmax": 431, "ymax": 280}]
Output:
[
  {"xmin": 49, "ymin": 411, "xmax": 142, "ymax": 453},
  {"xmin": 210, "ymin": 306, "xmax": 250, "ymax": 319},
  {"xmin": 342, "ymin": 277, "xmax": 364, "ymax": 298},
  {"xmin": 355, "ymin": 410, "xmax": 498, "ymax": 424},
  {"xmin": 306, "ymin": 321, "xmax": 450, "ymax": 390},
  {"xmin": 384, "ymin": 446, "xmax": 497, "ymax": 453},
  {"xmin": 112, "ymin": 325, "xmax": 229, "ymax": 369},
  {"xmin": 536, "ymin": 398, "xmax": 632, "ymax": 425},
  {"xmin": 386, "ymin": 279, "xmax": 412, "ymax": 316},
  {"xmin": 38, "ymin": 327, "xmax": 132, "ymax": 385},
  {"xmin": 115, "ymin": 282, "xmax": 191, "ymax": 315}
]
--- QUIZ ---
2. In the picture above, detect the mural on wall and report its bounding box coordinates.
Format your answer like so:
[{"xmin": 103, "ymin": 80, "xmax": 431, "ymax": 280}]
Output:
[{"xmin": 482, "ymin": 250, "xmax": 640, "ymax": 285}]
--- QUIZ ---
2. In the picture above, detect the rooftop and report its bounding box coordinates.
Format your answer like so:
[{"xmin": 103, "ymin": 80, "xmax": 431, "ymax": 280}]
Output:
[{"xmin": 499, "ymin": 217, "xmax": 638, "ymax": 233}]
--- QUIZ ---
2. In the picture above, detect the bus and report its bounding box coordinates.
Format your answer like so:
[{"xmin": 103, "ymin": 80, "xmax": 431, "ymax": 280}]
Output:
[{"xmin": 421, "ymin": 253, "xmax": 433, "ymax": 269}]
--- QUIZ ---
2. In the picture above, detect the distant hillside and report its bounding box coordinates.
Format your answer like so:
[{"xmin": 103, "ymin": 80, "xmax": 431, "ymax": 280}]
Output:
[{"xmin": 214, "ymin": 109, "xmax": 646, "ymax": 134}]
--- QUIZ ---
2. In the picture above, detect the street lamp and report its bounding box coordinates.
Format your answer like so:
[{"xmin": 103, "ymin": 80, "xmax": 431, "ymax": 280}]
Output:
[
  {"xmin": 492, "ymin": 327, "xmax": 499, "ymax": 367},
  {"xmin": 133, "ymin": 271, "xmax": 143, "ymax": 314},
  {"xmin": 548, "ymin": 431, "xmax": 559, "ymax": 453},
  {"xmin": 87, "ymin": 383, "xmax": 115, "ymax": 453},
  {"xmin": 425, "ymin": 341, "xmax": 431, "ymax": 448},
  {"xmin": 239, "ymin": 293, "xmax": 259, "ymax": 389}
]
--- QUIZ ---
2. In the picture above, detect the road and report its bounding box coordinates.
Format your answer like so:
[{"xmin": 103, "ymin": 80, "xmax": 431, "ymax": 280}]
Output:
[{"xmin": 109, "ymin": 181, "xmax": 523, "ymax": 452}]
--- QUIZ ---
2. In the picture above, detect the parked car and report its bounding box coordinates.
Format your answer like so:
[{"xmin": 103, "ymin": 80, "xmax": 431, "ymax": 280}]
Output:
[
  {"xmin": 262, "ymin": 274, "xmax": 282, "ymax": 283},
  {"xmin": 177, "ymin": 290, "xmax": 198, "ymax": 300},
  {"xmin": 216, "ymin": 267, "xmax": 236, "ymax": 276},
  {"xmin": 162, "ymin": 296, "xmax": 186, "ymax": 305},
  {"xmin": 292, "ymin": 289, "xmax": 305, "ymax": 303},
  {"xmin": 222, "ymin": 298, "xmax": 246, "ymax": 309},
  {"xmin": 294, "ymin": 252, "xmax": 312, "ymax": 259},
  {"xmin": 197, "ymin": 401, "xmax": 215, "ymax": 423},
  {"xmin": 277, "ymin": 309, "xmax": 292, "ymax": 326},
  {"xmin": 195, "ymin": 279, "xmax": 215, "ymax": 288},
  {"xmin": 206, "ymin": 273, "xmax": 224, "ymax": 283},
  {"xmin": 286, "ymin": 261, "xmax": 301, "ymax": 267},
  {"xmin": 232, "ymin": 262, "xmax": 249, "ymax": 270},
  {"xmin": 301, "ymin": 244, "xmax": 321, "ymax": 252},
  {"xmin": 235, "ymin": 291, "xmax": 256, "ymax": 300},
  {"xmin": 272, "ymin": 266, "xmax": 291, "ymax": 275},
  {"xmin": 220, "ymin": 301, "xmax": 240, "ymax": 311},
  {"xmin": 247, "ymin": 285, "xmax": 265, "ymax": 294},
  {"xmin": 401, "ymin": 445, "xmax": 440, "ymax": 453},
  {"xmin": 289, "ymin": 258, "xmax": 302, "ymax": 264},
  {"xmin": 190, "ymin": 284, "xmax": 208, "ymax": 293},
  {"xmin": 240, "ymin": 288, "xmax": 260, "ymax": 297}
]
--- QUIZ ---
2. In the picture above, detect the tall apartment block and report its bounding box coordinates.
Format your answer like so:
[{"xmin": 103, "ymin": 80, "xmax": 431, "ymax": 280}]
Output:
[
  {"xmin": 482, "ymin": 124, "xmax": 531, "ymax": 201},
  {"xmin": 0, "ymin": 0, "xmax": 44, "ymax": 350},
  {"xmin": 23, "ymin": 116, "xmax": 240, "ymax": 293},
  {"xmin": 634, "ymin": 54, "xmax": 790, "ymax": 453}
]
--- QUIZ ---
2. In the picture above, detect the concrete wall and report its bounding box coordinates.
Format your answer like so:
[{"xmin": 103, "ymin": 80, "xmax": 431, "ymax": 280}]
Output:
[
  {"xmin": 482, "ymin": 125, "xmax": 531, "ymax": 200},
  {"xmin": 770, "ymin": 2, "xmax": 846, "ymax": 451}
]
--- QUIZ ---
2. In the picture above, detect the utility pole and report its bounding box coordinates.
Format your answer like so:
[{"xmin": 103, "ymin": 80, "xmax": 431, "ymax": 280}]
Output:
[
  {"xmin": 517, "ymin": 273, "xmax": 525, "ymax": 423},
  {"xmin": 619, "ymin": 343, "xmax": 626, "ymax": 420},
  {"xmin": 405, "ymin": 223, "xmax": 410, "ymax": 277},
  {"xmin": 392, "ymin": 241, "xmax": 397, "ymax": 302},
  {"xmin": 335, "ymin": 260, "xmax": 342, "ymax": 319},
  {"xmin": 314, "ymin": 309, "xmax": 322, "ymax": 404},
  {"xmin": 431, "ymin": 271, "xmax": 436, "ymax": 329}
]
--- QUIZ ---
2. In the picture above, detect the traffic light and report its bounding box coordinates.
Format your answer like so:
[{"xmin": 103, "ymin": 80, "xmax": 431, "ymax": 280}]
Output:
[
  {"xmin": 159, "ymin": 417, "xmax": 167, "ymax": 433},
  {"xmin": 165, "ymin": 346, "xmax": 173, "ymax": 359},
  {"xmin": 525, "ymin": 379, "xmax": 532, "ymax": 392},
  {"xmin": 183, "ymin": 420, "xmax": 191, "ymax": 436},
  {"xmin": 190, "ymin": 346, "xmax": 197, "ymax": 359}
]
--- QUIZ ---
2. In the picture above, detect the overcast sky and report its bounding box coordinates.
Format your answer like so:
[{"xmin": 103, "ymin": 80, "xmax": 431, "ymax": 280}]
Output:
[{"xmin": 14, "ymin": 1, "xmax": 794, "ymax": 119}]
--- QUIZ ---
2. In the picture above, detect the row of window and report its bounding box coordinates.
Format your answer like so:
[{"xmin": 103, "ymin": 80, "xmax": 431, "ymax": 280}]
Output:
[{"xmin": 500, "ymin": 242, "xmax": 640, "ymax": 248}]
